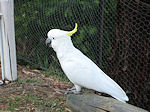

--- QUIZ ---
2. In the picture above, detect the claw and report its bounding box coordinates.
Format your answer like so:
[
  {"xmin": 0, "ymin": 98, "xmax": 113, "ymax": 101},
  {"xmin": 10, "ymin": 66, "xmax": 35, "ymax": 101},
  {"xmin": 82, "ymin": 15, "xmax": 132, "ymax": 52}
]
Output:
[
  {"xmin": 64, "ymin": 88, "xmax": 81, "ymax": 95},
  {"xmin": 64, "ymin": 91, "xmax": 69, "ymax": 95},
  {"xmin": 67, "ymin": 87, "xmax": 76, "ymax": 91}
]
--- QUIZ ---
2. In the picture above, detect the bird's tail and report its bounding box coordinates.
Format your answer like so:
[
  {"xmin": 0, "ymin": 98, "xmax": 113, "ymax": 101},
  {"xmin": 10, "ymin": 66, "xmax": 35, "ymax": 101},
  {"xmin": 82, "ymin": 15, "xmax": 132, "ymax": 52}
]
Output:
[
  {"xmin": 107, "ymin": 83, "xmax": 129, "ymax": 103},
  {"xmin": 98, "ymin": 72, "xmax": 129, "ymax": 103},
  {"xmin": 113, "ymin": 93, "xmax": 129, "ymax": 103}
]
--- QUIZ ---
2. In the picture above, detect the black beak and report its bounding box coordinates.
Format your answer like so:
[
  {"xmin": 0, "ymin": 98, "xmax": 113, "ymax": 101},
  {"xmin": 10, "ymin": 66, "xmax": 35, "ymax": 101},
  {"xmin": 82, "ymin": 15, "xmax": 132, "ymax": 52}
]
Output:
[{"xmin": 46, "ymin": 38, "xmax": 51, "ymax": 47}]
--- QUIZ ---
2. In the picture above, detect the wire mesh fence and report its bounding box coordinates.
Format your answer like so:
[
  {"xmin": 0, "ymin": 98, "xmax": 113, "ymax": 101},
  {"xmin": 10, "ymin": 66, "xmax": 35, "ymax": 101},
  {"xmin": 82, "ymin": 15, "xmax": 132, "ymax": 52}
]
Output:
[
  {"xmin": 103, "ymin": 0, "xmax": 150, "ymax": 110},
  {"xmin": 14, "ymin": 0, "xmax": 150, "ymax": 111}
]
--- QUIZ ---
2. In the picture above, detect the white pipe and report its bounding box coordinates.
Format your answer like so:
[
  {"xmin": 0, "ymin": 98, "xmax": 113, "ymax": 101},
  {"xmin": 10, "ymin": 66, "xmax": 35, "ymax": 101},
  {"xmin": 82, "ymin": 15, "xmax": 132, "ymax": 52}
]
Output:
[
  {"xmin": 0, "ymin": 0, "xmax": 17, "ymax": 81},
  {"xmin": 0, "ymin": 12, "xmax": 5, "ymax": 84}
]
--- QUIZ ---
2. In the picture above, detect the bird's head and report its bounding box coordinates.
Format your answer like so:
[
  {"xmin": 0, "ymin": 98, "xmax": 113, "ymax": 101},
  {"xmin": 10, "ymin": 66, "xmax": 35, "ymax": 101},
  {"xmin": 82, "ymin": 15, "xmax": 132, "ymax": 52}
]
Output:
[{"xmin": 46, "ymin": 23, "xmax": 78, "ymax": 51}]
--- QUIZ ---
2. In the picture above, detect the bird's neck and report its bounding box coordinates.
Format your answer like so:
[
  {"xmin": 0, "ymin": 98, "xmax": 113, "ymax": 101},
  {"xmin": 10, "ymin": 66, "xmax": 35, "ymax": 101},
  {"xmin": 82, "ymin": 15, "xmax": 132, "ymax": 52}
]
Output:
[{"xmin": 55, "ymin": 39, "xmax": 75, "ymax": 60}]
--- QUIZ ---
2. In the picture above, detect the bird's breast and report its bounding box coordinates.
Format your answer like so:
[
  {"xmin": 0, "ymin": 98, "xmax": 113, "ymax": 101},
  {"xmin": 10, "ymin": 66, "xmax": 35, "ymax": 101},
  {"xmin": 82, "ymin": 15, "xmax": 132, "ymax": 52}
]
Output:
[{"xmin": 59, "ymin": 57, "xmax": 83, "ymax": 83}]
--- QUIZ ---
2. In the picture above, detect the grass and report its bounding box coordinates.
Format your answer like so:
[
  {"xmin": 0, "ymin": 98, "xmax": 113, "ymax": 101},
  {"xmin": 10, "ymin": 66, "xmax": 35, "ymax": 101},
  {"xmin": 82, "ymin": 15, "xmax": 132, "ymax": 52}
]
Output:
[
  {"xmin": 2, "ymin": 93, "xmax": 69, "ymax": 112},
  {"xmin": 44, "ymin": 71, "xmax": 70, "ymax": 83},
  {"xmin": 0, "ymin": 65, "xmax": 72, "ymax": 112}
]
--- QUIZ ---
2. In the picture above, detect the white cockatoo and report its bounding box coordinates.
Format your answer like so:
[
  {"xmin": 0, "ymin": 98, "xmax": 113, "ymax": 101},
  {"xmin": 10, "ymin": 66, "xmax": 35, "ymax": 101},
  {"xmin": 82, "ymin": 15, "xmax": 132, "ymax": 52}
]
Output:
[{"xmin": 46, "ymin": 23, "xmax": 129, "ymax": 102}]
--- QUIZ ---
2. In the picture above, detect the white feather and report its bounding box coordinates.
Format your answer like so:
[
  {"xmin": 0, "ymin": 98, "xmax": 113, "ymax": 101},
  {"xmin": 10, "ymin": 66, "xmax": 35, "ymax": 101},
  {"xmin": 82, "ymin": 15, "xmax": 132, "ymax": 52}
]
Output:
[
  {"xmin": 60, "ymin": 48, "xmax": 128, "ymax": 102},
  {"xmin": 47, "ymin": 28, "xmax": 129, "ymax": 102}
]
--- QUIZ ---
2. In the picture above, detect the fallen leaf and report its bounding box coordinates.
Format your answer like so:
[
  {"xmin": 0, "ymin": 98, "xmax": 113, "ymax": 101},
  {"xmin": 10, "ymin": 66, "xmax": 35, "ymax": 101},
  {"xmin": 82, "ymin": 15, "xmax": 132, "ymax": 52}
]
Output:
[
  {"xmin": 31, "ymin": 69, "xmax": 41, "ymax": 73},
  {"xmin": 65, "ymin": 107, "xmax": 72, "ymax": 112}
]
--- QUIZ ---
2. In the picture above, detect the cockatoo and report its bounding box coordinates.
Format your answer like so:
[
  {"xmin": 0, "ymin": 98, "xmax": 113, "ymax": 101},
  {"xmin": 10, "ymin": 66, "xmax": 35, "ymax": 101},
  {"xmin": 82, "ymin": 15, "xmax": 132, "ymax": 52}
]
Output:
[{"xmin": 46, "ymin": 23, "xmax": 129, "ymax": 102}]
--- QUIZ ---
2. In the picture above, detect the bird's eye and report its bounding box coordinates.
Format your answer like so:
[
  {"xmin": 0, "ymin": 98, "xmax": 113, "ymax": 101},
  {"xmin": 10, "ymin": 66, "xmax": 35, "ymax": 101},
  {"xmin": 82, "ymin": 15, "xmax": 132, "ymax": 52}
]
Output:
[{"xmin": 52, "ymin": 37, "xmax": 55, "ymax": 40}]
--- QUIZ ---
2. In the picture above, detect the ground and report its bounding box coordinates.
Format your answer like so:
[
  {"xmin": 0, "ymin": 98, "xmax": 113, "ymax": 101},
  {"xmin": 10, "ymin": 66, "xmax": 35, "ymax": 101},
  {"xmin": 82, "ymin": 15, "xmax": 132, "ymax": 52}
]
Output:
[{"xmin": 0, "ymin": 65, "xmax": 73, "ymax": 112}]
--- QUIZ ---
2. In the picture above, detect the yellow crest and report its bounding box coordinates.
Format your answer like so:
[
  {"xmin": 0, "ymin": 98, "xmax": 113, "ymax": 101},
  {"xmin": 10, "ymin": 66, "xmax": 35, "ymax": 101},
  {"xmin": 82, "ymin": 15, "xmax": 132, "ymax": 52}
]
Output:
[{"xmin": 66, "ymin": 23, "xmax": 78, "ymax": 36}]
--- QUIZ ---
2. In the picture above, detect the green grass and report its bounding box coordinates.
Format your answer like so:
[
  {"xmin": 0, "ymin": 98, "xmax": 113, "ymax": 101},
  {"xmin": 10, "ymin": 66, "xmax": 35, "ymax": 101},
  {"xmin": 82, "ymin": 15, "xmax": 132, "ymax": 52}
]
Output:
[
  {"xmin": 44, "ymin": 71, "xmax": 70, "ymax": 83},
  {"xmin": 24, "ymin": 78, "xmax": 42, "ymax": 83},
  {"xmin": 0, "ymin": 70, "xmax": 71, "ymax": 112},
  {"xmin": 2, "ymin": 93, "xmax": 70, "ymax": 112},
  {"xmin": 16, "ymin": 77, "xmax": 44, "ymax": 85}
]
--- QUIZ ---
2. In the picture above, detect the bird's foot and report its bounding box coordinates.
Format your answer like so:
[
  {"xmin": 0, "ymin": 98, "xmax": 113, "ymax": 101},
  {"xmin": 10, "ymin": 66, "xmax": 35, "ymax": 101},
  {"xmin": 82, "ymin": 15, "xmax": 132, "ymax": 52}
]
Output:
[
  {"xmin": 67, "ymin": 86, "xmax": 76, "ymax": 91},
  {"xmin": 64, "ymin": 87, "xmax": 81, "ymax": 95}
]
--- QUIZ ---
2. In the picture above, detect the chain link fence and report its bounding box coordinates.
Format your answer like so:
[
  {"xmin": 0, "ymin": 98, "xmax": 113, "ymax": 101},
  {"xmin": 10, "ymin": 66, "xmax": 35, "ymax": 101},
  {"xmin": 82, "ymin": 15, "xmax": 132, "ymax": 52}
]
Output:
[
  {"xmin": 14, "ymin": 0, "xmax": 150, "ymax": 111},
  {"xmin": 103, "ymin": 0, "xmax": 150, "ymax": 110}
]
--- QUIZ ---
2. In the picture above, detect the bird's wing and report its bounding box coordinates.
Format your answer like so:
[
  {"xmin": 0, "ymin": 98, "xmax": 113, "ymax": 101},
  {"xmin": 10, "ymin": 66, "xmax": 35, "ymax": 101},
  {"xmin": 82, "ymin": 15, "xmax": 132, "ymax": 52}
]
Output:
[{"xmin": 63, "ymin": 49, "xmax": 128, "ymax": 102}]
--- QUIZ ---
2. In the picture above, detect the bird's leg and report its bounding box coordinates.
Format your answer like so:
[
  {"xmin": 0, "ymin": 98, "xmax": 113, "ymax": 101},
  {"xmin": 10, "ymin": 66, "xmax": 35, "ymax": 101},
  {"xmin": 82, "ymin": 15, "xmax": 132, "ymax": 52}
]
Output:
[
  {"xmin": 74, "ymin": 85, "xmax": 81, "ymax": 93},
  {"xmin": 65, "ymin": 85, "xmax": 81, "ymax": 94}
]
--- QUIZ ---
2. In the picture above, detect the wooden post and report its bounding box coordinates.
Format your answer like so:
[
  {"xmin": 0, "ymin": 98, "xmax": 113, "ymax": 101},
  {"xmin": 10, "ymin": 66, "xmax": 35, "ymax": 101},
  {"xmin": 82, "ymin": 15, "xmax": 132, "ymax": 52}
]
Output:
[
  {"xmin": 0, "ymin": 0, "xmax": 17, "ymax": 81},
  {"xmin": 67, "ymin": 94, "xmax": 148, "ymax": 112}
]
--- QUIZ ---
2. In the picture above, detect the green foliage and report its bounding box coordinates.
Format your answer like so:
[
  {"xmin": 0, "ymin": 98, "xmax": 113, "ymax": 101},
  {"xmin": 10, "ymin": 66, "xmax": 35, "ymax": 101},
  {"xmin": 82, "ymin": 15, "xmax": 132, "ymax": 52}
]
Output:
[
  {"xmin": 102, "ymin": 0, "xmax": 118, "ymax": 69},
  {"xmin": 15, "ymin": 0, "xmax": 117, "ymax": 75}
]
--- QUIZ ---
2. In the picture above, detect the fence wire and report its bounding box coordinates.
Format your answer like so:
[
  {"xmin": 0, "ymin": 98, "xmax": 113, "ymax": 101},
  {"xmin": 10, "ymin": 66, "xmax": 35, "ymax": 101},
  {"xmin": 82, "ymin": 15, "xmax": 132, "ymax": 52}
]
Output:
[{"xmin": 14, "ymin": 0, "xmax": 150, "ymax": 111}]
